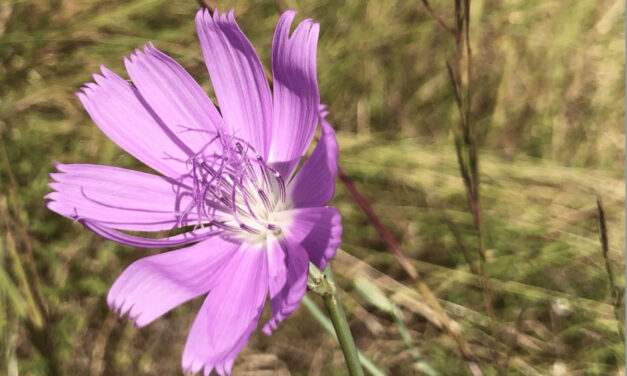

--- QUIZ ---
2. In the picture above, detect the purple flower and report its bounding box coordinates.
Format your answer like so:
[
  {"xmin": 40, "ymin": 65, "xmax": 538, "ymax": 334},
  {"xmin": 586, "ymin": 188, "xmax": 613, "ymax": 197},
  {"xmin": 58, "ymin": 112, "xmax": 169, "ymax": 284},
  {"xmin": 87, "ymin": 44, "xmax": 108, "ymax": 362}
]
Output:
[{"xmin": 46, "ymin": 8, "xmax": 341, "ymax": 376}]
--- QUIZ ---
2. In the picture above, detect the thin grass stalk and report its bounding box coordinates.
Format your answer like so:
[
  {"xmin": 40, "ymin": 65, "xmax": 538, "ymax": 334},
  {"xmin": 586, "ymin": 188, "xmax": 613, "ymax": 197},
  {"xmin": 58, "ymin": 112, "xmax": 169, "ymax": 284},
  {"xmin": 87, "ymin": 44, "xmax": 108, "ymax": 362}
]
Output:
[
  {"xmin": 419, "ymin": 0, "xmax": 455, "ymax": 35},
  {"xmin": 428, "ymin": 0, "xmax": 496, "ymax": 326},
  {"xmin": 0, "ymin": 133, "xmax": 48, "ymax": 320},
  {"xmin": 456, "ymin": 2, "xmax": 499, "ymax": 369},
  {"xmin": 427, "ymin": 196, "xmax": 479, "ymax": 275},
  {"xmin": 1, "ymin": 223, "xmax": 43, "ymax": 329},
  {"xmin": 0, "ymin": 202, "xmax": 22, "ymax": 376},
  {"xmin": 596, "ymin": 197, "xmax": 625, "ymax": 343},
  {"xmin": 336, "ymin": 167, "xmax": 483, "ymax": 375},
  {"xmin": 0, "ymin": 220, "xmax": 28, "ymax": 322},
  {"xmin": 391, "ymin": 308, "xmax": 438, "ymax": 376},
  {"xmin": 0, "ymin": 134, "xmax": 61, "ymax": 376},
  {"xmin": 502, "ymin": 306, "xmax": 527, "ymax": 375},
  {"xmin": 422, "ymin": 0, "xmax": 499, "ymax": 369},
  {"xmin": 353, "ymin": 276, "xmax": 437, "ymax": 375},
  {"xmin": 1, "ymin": 214, "xmax": 61, "ymax": 376},
  {"xmin": 3, "ymin": 300, "xmax": 18, "ymax": 376}
]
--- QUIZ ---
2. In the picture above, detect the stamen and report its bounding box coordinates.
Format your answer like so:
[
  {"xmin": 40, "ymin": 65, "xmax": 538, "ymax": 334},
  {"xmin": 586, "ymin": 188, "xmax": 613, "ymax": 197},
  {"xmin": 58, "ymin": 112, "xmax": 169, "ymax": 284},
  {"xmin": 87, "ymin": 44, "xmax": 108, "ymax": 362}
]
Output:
[
  {"xmin": 209, "ymin": 220, "xmax": 240, "ymax": 232},
  {"xmin": 239, "ymin": 223, "xmax": 261, "ymax": 234},
  {"xmin": 171, "ymin": 130, "xmax": 287, "ymax": 238},
  {"xmin": 257, "ymin": 189, "xmax": 273, "ymax": 213},
  {"xmin": 256, "ymin": 155, "xmax": 272, "ymax": 190},
  {"xmin": 239, "ymin": 175, "xmax": 260, "ymax": 222}
]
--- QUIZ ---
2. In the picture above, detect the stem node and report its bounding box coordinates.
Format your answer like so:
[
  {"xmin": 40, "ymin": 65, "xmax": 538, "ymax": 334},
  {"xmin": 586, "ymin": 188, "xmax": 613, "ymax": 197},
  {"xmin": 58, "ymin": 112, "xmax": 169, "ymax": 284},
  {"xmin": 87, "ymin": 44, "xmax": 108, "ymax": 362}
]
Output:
[{"xmin": 307, "ymin": 264, "xmax": 365, "ymax": 376}]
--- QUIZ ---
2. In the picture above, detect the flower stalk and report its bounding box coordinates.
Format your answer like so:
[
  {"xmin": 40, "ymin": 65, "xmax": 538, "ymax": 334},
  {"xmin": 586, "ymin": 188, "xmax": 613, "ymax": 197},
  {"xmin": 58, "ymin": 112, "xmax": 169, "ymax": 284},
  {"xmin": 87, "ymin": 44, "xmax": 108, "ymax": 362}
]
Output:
[{"xmin": 308, "ymin": 264, "xmax": 364, "ymax": 376}]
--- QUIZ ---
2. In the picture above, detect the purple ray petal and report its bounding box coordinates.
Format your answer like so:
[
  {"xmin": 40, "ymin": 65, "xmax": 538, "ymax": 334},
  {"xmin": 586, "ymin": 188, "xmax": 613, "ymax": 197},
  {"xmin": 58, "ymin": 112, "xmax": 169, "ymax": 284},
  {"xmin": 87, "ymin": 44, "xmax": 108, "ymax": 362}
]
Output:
[
  {"xmin": 46, "ymin": 163, "xmax": 198, "ymax": 231},
  {"xmin": 124, "ymin": 43, "xmax": 227, "ymax": 154},
  {"xmin": 182, "ymin": 243, "xmax": 268, "ymax": 375},
  {"xmin": 195, "ymin": 9, "xmax": 273, "ymax": 158},
  {"xmin": 80, "ymin": 219, "xmax": 219, "ymax": 248},
  {"xmin": 77, "ymin": 66, "xmax": 193, "ymax": 178},
  {"xmin": 266, "ymin": 234, "xmax": 287, "ymax": 293},
  {"xmin": 107, "ymin": 235, "xmax": 240, "ymax": 327},
  {"xmin": 276, "ymin": 206, "xmax": 342, "ymax": 270},
  {"xmin": 268, "ymin": 11, "xmax": 320, "ymax": 178},
  {"xmin": 288, "ymin": 116, "xmax": 338, "ymax": 208},
  {"xmin": 263, "ymin": 234, "xmax": 309, "ymax": 335}
]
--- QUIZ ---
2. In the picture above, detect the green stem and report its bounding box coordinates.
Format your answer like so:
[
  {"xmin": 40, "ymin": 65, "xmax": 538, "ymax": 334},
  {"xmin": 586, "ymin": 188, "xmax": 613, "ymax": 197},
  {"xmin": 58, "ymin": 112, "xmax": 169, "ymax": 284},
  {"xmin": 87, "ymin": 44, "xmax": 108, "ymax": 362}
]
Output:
[
  {"xmin": 307, "ymin": 264, "xmax": 365, "ymax": 376},
  {"xmin": 301, "ymin": 296, "xmax": 386, "ymax": 376}
]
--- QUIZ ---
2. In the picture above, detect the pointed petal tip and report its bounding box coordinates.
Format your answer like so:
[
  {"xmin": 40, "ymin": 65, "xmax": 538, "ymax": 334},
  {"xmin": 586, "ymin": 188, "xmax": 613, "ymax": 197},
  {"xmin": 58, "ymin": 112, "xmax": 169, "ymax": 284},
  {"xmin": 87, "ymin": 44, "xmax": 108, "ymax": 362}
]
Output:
[
  {"xmin": 74, "ymin": 89, "xmax": 85, "ymax": 98},
  {"xmin": 261, "ymin": 325, "xmax": 272, "ymax": 336},
  {"xmin": 211, "ymin": 7, "xmax": 221, "ymax": 21},
  {"xmin": 276, "ymin": 9, "xmax": 297, "ymax": 32},
  {"xmin": 106, "ymin": 288, "xmax": 124, "ymax": 313},
  {"xmin": 132, "ymin": 312, "xmax": 148, "ymax": 328},
  {"xmin": 81, "ymin": 82, "xmax": 99, "ymax": 96},
  {"xmin": 218, "ymin": 10, "xmax": 229, "ymax": 23},
  {"xmin": 222, "ymin": 359, "xmax": 235, "ymax": 376},
  {"xmin": 46, "ymin": 200, "xmax": 71, "ymax": 217},
  {"xmin": 292, "ymin": 18, "xmax": 317, "ymax": 40},
  {"xmin": 130, "ymin": 309, "xmax": 156, "ymax": 328},
  {"xmin": 261, "ymin": 320, "xmax": 278, "ymax": 336},
  {"xmin": 54, "ymin": 163, "xmax": 75, "ymax": 174},
  {"xmin": 310, "ymin": 21, "xmax": 320, "ymax": 37},
  {"xmin": 91, "ymin": 72, "xmax": 104, "ymax": 84},
  {"xmin": 99, "ymin": 64, "xmax": 110, "ymax": 75},
  {"xmin": 196, "ymin": 7, "xmax": 221, "ymax": 29},
  {"xmin": 129, "ymin": 48, "xmax": 143, "ymax": 62},
  {"xmin": 182, "ymin": 357, "xmax": 205, "ymax": 375},
  {"xmin": 48, "ymin": 171, "xmax": 61, "ymax": 182},
  {"xmin": 122, "ymin": 55, "xmax": 133, "ymax": 69},
  {"xmin": 196, "ymin": 7, "xmax": 212, "ymax": 23},
  {"xmin": 124, "ymin": 49, "xmax": 141, "ymax": 64}
]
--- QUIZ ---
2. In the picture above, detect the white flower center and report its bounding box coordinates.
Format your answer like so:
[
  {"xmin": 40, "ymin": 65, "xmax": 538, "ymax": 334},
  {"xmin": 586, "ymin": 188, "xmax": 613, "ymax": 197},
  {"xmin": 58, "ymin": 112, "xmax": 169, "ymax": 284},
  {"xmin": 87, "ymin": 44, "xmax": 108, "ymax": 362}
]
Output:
[{"xmin": 176, "ymin": 132, "xmax": 291, "ymax": 244}]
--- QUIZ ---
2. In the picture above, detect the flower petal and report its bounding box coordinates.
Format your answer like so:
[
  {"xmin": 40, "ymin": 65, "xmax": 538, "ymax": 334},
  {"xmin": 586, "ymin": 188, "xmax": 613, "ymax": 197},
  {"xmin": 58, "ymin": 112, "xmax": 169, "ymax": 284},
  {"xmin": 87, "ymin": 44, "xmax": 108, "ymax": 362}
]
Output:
[
  {"xmin": 107, "ymin": 235, "xmax": 240, "ymax": 327},
  {"xmin": 276, "ymin": 206, "xmax": 342, "ymax": 270},
  {"xmin": 77, "ymin": 66, "xmax": 193, "ymax": 178},
  {"xmin": 80, "ymin": 220, "xmax": 219, "ymax": 248},
  {"xmin": 124, "ymin": 43, "xmax": 226, "ymax": 154},
  {"xmin": 46, "ymin": 163, "xmax": 197, "ymax": 231},
  {"xmin": 182, "ymin": 243, "xmax": 268, "ymax": 375},
  {"xmin": 268, "ymin": 11, "xmax": 320, "ymax": 178},
  {"xmin": 266, "ymin": 235, "xmax": 287, "ymax": 297},
  {"xmin": 287, "ymin": 117, "xmax": 338, "ymax": 208},
  {"xmin": 195, "ymin": 9, "xmax": 273, "ymax": 158},
  {"xmin": 263, "ymin": 234, "xmax": 309, "ymax": 335}
]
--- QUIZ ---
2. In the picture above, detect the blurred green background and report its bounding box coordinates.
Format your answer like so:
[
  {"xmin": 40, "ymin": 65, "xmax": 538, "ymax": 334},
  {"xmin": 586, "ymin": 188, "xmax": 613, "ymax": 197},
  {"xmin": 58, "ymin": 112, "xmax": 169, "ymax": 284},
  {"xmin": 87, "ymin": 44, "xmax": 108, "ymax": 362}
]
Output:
[{"xmin": 0, "ymin": 0, "xmax": 624, "ymax": 375}]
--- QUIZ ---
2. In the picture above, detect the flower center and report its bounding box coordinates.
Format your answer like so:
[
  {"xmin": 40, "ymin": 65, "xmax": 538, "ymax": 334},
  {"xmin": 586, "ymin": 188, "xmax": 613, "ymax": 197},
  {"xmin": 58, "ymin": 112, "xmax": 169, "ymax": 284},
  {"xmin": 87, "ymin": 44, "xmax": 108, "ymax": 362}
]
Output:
[{"xmin": 176, "ymin": 132, "xmax": 287, "ymax": 242}]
